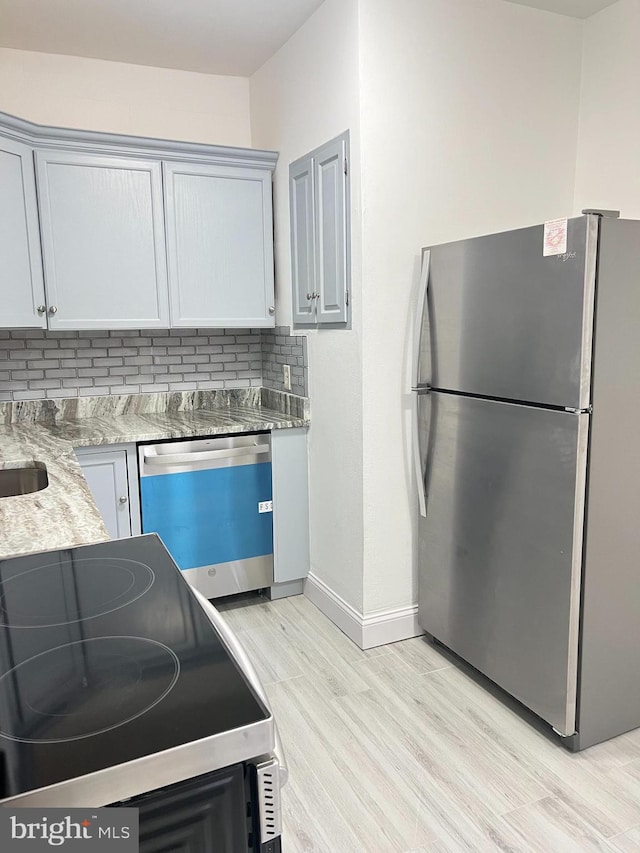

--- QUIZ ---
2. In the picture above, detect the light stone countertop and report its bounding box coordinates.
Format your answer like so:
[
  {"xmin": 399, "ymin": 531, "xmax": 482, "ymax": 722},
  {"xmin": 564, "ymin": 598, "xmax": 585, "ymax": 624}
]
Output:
[
  {"xmin": 0, "ymin": 423, "xmax": 110, "ymax": 559},
  {"xmin": 0, "ymin": 394, "xmax": 308, "ymax": 560},
  {"xmin": 46, "ymin": 405, "xmax": 307, "ymax": 447}
]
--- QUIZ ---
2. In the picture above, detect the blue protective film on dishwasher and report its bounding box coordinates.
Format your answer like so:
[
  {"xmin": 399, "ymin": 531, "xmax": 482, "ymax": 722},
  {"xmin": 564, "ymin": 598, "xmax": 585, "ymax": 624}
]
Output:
[{"xmin": 140, "ymin": 461, "xmax": 273, "ymax": 570}]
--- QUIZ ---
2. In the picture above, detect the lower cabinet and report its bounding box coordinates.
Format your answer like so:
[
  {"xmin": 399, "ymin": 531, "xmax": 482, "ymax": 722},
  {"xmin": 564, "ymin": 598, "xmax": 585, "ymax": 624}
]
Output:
[
  {"xmin": 75, "ymin": 444, "xmax": 141, "ymax": 540},
  {"xmin": 271, "ymin": 428, "xmax": 310, "ymax": 585}
]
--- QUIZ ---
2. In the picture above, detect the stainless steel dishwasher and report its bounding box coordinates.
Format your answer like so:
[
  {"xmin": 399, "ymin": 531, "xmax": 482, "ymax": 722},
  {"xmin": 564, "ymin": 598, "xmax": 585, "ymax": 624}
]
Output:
[{"xmin": 138, "ymin": 433, "xmax": 273, "ymax": 598}]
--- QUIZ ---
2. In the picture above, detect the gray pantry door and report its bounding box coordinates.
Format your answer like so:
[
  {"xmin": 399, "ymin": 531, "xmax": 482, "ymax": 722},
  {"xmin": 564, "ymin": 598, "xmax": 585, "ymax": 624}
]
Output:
[
  {"xmin": 35, "ymin": 150, "xmax": 169, "ymax": 330},
  {"xmin": 417, "ymin": 391, "xmax": 588, "ymax": 735},
  {"xmin": 289, "ymin": 155, "xmax": 316, "ymax": 325},
  {"xmin": 0, "ymin": 138, "xmax": 46, "ymax": 328},
  {"xmin": 418, "ymin": 215, "xmax": 598, "ymax": 408},
  {"xmin": 314, "ymin": 135, "xmax": 349, "ymax": 325}
]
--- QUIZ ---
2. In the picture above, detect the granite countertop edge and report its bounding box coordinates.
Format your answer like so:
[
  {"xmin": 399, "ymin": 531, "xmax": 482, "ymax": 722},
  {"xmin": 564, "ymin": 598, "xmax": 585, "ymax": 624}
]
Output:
[{"xmin": 0, "ymin": 390, "xmax": 309, "ymax": 561}]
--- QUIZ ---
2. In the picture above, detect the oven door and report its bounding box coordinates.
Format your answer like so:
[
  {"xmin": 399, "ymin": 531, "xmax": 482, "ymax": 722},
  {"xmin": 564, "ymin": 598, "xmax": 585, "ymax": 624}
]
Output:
[
  {"xmin": 195, "ymin": 592, "xmax": 287, "ymax": 850},
  {"xmin": 130, "ymin": 593, "xmax": 286, "ymax": 853}
]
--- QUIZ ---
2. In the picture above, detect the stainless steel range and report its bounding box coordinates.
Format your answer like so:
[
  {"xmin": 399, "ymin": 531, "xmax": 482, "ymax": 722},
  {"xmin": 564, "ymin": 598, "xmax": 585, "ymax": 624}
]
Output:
[{"xmin": 0, "ymin": 534, "xmax": 286, "ymax": 852}]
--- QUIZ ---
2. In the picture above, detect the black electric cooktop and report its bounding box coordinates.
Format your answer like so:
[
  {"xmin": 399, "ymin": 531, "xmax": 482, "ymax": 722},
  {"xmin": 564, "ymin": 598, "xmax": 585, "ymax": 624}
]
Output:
[{"xmin": 0, "ymin": 534, "xmax": 270, "ymax": 803}]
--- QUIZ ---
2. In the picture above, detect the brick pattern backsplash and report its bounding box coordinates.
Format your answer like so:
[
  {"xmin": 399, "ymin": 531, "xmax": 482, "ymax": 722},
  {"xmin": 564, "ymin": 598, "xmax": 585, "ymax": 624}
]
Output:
[
  {"xmin": 261, "ymin": 327, "xmax": 308, "ymax": 396},
  {"xmin": 0, "ymin": 327, "xmax": 309, "ymax": 402},
  {"xmin": 0, "ymin": 329, "xmax": 262, "ymax": 402}
]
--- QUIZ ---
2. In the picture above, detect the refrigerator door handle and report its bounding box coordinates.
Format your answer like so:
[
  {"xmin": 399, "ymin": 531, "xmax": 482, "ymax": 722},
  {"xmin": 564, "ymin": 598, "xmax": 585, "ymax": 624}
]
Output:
[
  {"xmin": 412, "ymin": 248, "xmax": 431, "ymax": 390},
  {"xmin": 412, "ymin": 391, "xmax": 428, "ymax": 518}
]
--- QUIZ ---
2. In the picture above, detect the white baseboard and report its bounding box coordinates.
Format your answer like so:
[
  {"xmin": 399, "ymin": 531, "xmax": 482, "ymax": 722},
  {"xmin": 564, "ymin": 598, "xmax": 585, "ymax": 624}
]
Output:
[
  {"xmin": 303, "ymin": 572, "xmax": 422, "ymax": 650},
  {"xmin": 303, "ymin": 573, "xmax": 364, "ymax": 646},
  {"xmin": 361, "ymin": 605, "xmax": 422, "ymax": 649}
]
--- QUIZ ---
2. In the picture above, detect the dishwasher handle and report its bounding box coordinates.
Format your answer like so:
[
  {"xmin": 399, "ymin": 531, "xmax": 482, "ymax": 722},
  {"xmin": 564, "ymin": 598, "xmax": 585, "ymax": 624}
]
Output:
[{"xmin": 142, "ymin": 444, "xmax": 270, "ymax": 468}]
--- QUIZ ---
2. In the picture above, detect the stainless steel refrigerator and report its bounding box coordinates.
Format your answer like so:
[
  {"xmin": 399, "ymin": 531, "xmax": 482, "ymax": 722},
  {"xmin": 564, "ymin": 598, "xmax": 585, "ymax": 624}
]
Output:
[{"xmin": 412, "ymin": 212, "xmax": 640, "ymax": 750}]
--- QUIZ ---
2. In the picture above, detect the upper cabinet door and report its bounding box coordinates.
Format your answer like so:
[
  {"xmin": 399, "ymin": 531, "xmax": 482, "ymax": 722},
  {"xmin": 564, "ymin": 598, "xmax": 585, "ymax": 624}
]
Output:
[
  {"xmin": 289, "ymin": 157, "xmax": 316, "ymax": 325},
  {"xmin": 0, "ymin": 138, "xmax": 46, "ymax": 328},
  {"xmin": 314, "ymin": 135, "xmax": 349, "ymax": 325},
  {"xmin": 290, "ymin": 131, "xmax": 350, "ymax": 328},
  {"xmin": 35, "ymin": 150, "xmax": 169, "ymax": 330},
  {"xmin": 164, "ymin": 162, "xmax": 275, "ymax": 328}
]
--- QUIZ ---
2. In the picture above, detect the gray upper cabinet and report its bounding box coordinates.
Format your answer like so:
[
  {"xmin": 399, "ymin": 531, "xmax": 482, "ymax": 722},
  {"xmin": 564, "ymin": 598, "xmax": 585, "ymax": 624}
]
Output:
[
  {"xmin": 0, "ymin": 111, "xmax": 277, "ymax": 331},
  {"xmin": 0, "ymin": 137, "xmax": 46, "ymax": 328},
  {"xmin": 315, "ymin": 137, "xmax": 349, "ymax": 324},
  {"xmin": 290, "ymin": 131, "xmax": 350, "ymax": 328},
  {"xmin": 164, "ymin": 162, "xmax": 275, "ymax": 328},
  {"xmin": 35, "ymin": 150, "xmax": 170, "ymax": 330},
  {"xmin": 290, "ymin": 158, "xmax": 316, "ymax": 325}
]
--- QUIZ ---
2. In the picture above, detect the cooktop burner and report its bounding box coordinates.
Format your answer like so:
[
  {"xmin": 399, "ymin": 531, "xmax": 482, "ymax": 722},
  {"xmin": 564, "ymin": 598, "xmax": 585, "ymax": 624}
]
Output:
[
  {"xmin": 0, "ymin": 534, "xmax": 270, "ymax": 803},
  {"xmin": 0, "ymin": 557, "xmax": 154, "ymax": 627},
  {"xmin": 0, "ymin": 636, "xmax": 180, "ymax": 743}
]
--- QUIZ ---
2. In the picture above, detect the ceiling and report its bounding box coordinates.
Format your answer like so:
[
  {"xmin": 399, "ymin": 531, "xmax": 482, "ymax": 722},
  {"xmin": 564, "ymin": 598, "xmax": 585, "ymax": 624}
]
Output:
[
  {"xmin": 0, "ymin": 0, "xmax": 326, "ymax": 77},
  {"xmin": 0, "ymin": 0, "xmax": 621, "ymax": 77},
  {"xmin": 505, "ymin": 0, "xmax": 619, "ymax": 17}
]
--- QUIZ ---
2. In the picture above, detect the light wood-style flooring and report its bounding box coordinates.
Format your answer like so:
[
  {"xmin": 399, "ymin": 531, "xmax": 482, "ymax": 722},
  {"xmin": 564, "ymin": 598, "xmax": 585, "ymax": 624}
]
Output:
[{"xmin": 217, "ymin": 594, "xmax": 640, "ymax": 852}]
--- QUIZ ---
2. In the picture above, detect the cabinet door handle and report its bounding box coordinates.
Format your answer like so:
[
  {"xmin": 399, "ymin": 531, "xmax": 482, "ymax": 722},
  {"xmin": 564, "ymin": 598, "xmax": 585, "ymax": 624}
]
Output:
[
  {"xmin": 268, "ymin": 306, "xmax": 275, "ymax": 315},
  {"xmin": 48, "ymin": 305, "xmax": 58, "ymax": 315},
  {"xmin": 119, "ymin": 495, "xmax": 128, "ymax": 504},
  {"xmin": 37, "ymin": 305, "xmax": 46, "ymax": 315}
]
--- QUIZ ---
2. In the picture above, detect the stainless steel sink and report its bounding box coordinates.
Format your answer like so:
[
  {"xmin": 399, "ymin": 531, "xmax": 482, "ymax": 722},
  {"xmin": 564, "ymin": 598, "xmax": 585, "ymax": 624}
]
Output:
[{"xmin": 0, "ymin": 466, "xmax": 49, "ymax": 498}]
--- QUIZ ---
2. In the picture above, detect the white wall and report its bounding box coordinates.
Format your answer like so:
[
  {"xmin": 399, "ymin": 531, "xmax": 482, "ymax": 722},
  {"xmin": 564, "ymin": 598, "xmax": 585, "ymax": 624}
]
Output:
[
  {"xmin": 250, "ymin": 0, "xmax": 365, "ymax": 611},
  {"xmin": 574, "ymin": 0, "xmax": 640, "ymax": 217},
  {"xmin": 358, "ymin": 0, "xmax": 584, "ymax": 613},
  {"xmin": 0, "ymin": 0, "xmax": 603, "ymax": 634},
  {"xmin": 0, "ymin": 47, "xmax": 251, "ymax": 146}
]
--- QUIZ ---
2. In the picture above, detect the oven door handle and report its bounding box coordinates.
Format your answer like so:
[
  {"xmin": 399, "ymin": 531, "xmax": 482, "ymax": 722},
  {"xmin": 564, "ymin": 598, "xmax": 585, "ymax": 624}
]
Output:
[
  {"xmin": 192, "ymin": 590, "xmax": 288, "ymax": 787},
  {"xmin": 142, "ymin": 444, "xmax": 269, "ymax": 467}
]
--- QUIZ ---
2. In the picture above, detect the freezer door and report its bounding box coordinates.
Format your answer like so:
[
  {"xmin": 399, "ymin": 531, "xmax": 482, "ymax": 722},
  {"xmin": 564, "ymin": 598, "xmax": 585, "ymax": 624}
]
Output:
[
  {"xmin": 417, "ymin": 393, "xmax": 588, "ymax": 735},
  {"xmin": 416, "ymin": 216, "xmax": 597, "ymax": 408}
]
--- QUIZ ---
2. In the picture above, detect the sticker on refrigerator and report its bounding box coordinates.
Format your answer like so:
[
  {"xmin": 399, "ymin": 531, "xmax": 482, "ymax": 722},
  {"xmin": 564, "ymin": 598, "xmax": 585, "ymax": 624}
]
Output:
[{"xmin": 543, "ymin": 218, "xmax": 568, "ymax": 256}]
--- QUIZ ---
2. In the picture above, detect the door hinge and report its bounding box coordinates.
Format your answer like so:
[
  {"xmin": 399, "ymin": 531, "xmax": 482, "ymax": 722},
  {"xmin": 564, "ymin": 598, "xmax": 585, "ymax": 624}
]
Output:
[
  {"xmin": 344, "ymin": 157, "xmax": 348, "ymax": 175},
  {"xmin": 346, "ymin": 290, "xmax": 350, "ymax": 306}
]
